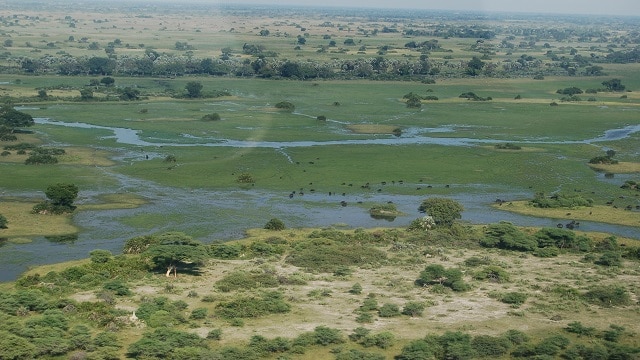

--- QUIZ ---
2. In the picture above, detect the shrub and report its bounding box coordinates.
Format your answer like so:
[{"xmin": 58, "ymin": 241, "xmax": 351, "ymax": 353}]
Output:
[
  {"xmin": 335, "ymin": 349, "xmax": 385, "ymax": 360},
  {"xmin": 355, "ymin": 311, "xmax": 374, "ymax": 323},
  {"xmin": 215, "ymin": 291, "xmax": 290, "ymax": 319},
  {"xmin": 201, "ymin": 113, "xmax": 220, "ymax": 121},
  {"xmin": 402, "ymin": 301, "xmax": 426, "ymax": 317},
  {"xmin": 215, "ymin": 271, "xmax": 279, "ymax": 292},
  {"xmin": 595, "ymin": 251, "xmax": 622, "ymax": 266},
  {"xmin": 190, "ymin": 307, "xmax": 207, "ymax": 320},
  {"xmin": 89, "ymin": 249, "xmax": 113, "ymax": 263},
  {"xmin": 417, "ymin": 264, "xmax": 470, "ymax": 291},
  {"xmin": 481, "ymin": 222, "xmax": 537, "ymax": 252},
  {"xmin": 103, "ymin": 280, "xmax": 131, "ymax": 296},
  {"xmin": 463, "ymin": 256, "xmax": 491, "ymax": 267},
  {"xmin": 264, "ymin": 218, "xmax": 285, "ymax": 231},
  {"xmin": 503, "ymin": 329, "xmax": 529, "ymax": 345},
  {"xmin": 473, "ymin": 266, "xmax": 510, "ymax": 283},
  {"xmin": 274, "ymin": 101, "xmax": 295, "ymax": 111},
  {"xmin": 500, "ymin": 292, "xmax": 528, "ymax": 306},
  {"xmin": 472, "ymin": 335, "xmax": 512, "ymax": 357},
  {"xmin": 207, "ymin": 328, "xmax": 222, "ymax": 340},
  {"xmin": 583, "ymin": 286, "xmax": 631, "ymax": 307},
  {"xmin": 378, "ymin": 303, "xmax": 401, "ymax": 317},
  {"xmin": 312, "ymin": 326, "xmax": 344, "ymax": 346},
  {"xmin": 564, "ymin": 321, "xmax": 596, "ymax": 336},
  {"xmin": 534, "ymin": 246, "xmax": 559, "ymax": 258},
  {"xmin": 210, "ymin": 243, "xmax": 244, "ymax": 259},
  {"xmin": 349, "ymin": 283, "xmax": 363, "ymax": 295}
]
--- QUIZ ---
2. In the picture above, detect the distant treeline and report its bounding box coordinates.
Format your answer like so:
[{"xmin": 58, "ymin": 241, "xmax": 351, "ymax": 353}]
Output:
[{"xmin": 4, "ymin": 44, "xmax": 639, "ymax": 81}]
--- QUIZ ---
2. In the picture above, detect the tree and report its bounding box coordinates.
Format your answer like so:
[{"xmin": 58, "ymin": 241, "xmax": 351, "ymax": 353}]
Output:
[
  {"xmin": 0, "ymin": 105, "xmax": 35, "ymax": 129},
  {"xmin": 602, "ymin": 78, "xmax": 625, "ymax": 92},
  {"xmin": 100, "ymin": 76, "xmax": 115, "ymax": 86},
  {"xmin": 418, "ymin": 198, "xmax": 463, "ymax": 227},
  {"xmin": 0, "ymin": 214, "xmax": 7, "ymax": 229},
  {"xmin": 142, "ymin": 232, "xmax": 209, "ymax": 277},
  {"xmin": 185, "ymin": 81, "xmax": 203, "ymax": 98},
  {"xmin": 33, "ymin": 183, "xmax": 79, "ymax": 214},
  {"xmin": 45, "ymin": 183, "xmax": 79, "ymax": 210},
  {"xmin": 79, "ymin": 88, "xmax": 93, "ymax": 100}
]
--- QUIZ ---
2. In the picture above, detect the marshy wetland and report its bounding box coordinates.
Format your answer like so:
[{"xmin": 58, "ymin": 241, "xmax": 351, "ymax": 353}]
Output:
[{"xmin": 0, "ymin": 1, "xmax": 639, "ymax": 359}]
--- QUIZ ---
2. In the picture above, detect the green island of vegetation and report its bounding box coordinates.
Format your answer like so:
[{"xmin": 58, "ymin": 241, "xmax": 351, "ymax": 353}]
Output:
[{"xmin": 0, "ymin": 1, "xmax": 639, "ymax": 359}]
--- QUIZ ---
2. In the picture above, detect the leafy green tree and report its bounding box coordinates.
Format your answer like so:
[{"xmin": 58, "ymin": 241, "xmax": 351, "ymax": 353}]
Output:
[
  {"xmin": 602, "ymin": 78, "xmax": 625, "ymax": 92},
  {"xmin": 100, "ymin": 76, "xmax": 115, "ymax": 86},
  {"xmin": 0, "ymin": 214, "xmax": 7, "ymax": 229},
  {"xmin": 46, "ymin": 183, "xmax": 79, "ymax": 210},
  {"xmin": 185, "ymin": 81, "xmax": 203, "ymax": 98},
  {"xmin": 119, "ymin": 87, "xmax": 140, "ymax": 100},
  {"xmin": 418, "ymin": 198, "xmax": 464, "ymax": 227},
  {"xmin": 0, "ymin": 105, "xmax": 35, "ymax": 130},
  {"xmin": 142, "ymin": 232, "xmax": 209, "ymax": 277},
  {"xmin": 79, "ymin": 88, "xmax": 93, "ymax": 100}
]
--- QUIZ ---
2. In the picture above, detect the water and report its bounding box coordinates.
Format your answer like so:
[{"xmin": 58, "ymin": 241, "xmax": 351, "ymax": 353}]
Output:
[
  {"xmin": 1, "ymin": 119, "xmax": 638, "ymax": 282},
  {"xmin": 34, "ymin": 118, "xmax": 640, "ymax": 148},
  {"xmin": 1, "ymin": 177, "xmax": 638, "ymax": 282}
]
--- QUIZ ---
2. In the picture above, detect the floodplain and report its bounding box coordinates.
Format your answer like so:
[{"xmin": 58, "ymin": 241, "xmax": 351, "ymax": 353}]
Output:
[{"xmin": 0, "ymin": 1, "xmax": 639, "ymax": 359}]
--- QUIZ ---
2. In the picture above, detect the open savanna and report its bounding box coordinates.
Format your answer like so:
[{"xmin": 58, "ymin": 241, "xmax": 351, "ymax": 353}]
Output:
[{"xmin": 4, "ymin": 226, "xmax": 639, "ymax": 359}]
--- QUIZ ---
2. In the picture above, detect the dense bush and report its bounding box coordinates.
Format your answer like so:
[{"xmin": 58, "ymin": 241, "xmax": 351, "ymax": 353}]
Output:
[
  {"xmin": 215, "ymin": 291, "xmax": 290, "ymax": 319},
  {"xmin": 286, "ymin": 237, "xmax": 386, "ymax": 272},
  {"xmin": 274, "ymin": 101, "xmax": 295, "ymax": 111},
  {"xmin": 530, "ymin": 192, "xmax": 593, "ymax": 208},
  {"xmin": 402, "ymin": 301, "xmax": 426, "ymax": 317},
  {"xmin": 481, "ymin": 222, "xmax": 537, "ymax": 251},
  {"xmin": 378, "ymin": 303, "xmax": 401, "ymax": 317},
  {"xmin": 583, "ymin": 286, "xmax": 631, "ymax": 307},
  {"xmin": 215, "ymin": 271, "xmax": 280, "ymax": 292},
  {"xmin": 472, "ymin": 335, "xmax": 512, "ymax": 357},
  {"xmin": 500, "ymin": 292, "xmax": 528, "ymax": 306}
]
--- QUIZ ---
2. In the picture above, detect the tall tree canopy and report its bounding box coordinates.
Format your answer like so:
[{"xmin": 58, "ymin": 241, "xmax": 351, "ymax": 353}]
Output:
[
  {"xmin": 142, "ymin": 232, "xmax": 208, "ymax": 277},
  {"xmin": 0, "ymin": 105, "xmax": 35, "ymax": 129}
]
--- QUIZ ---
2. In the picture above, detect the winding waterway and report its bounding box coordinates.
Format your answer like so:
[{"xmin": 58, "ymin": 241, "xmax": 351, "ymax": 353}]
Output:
[{"xmin": 0, "ymin": 119, "xmax": 638, "ymax": 282}]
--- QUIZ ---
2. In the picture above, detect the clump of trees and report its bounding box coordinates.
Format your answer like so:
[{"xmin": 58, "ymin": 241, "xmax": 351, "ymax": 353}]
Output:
[
  {"xmin": 589, "ymin": 149, "xmax": 618, "ymax": 165},
  {"xmin": 0, "ymin": 214, "xmax": 7, "ymax": 229},
  {"xmin": 32, "ymin": 183, "xmax": 79, "ymax": 214},
  {"xmin": 530, "ymin": 192, "xmax": 593, "ymax": 208}
]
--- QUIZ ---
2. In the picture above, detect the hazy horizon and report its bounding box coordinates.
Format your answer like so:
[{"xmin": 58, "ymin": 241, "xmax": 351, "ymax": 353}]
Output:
[{"xmin": 207, "ymin": 0, "xmax": 639, "ymax": 17}]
